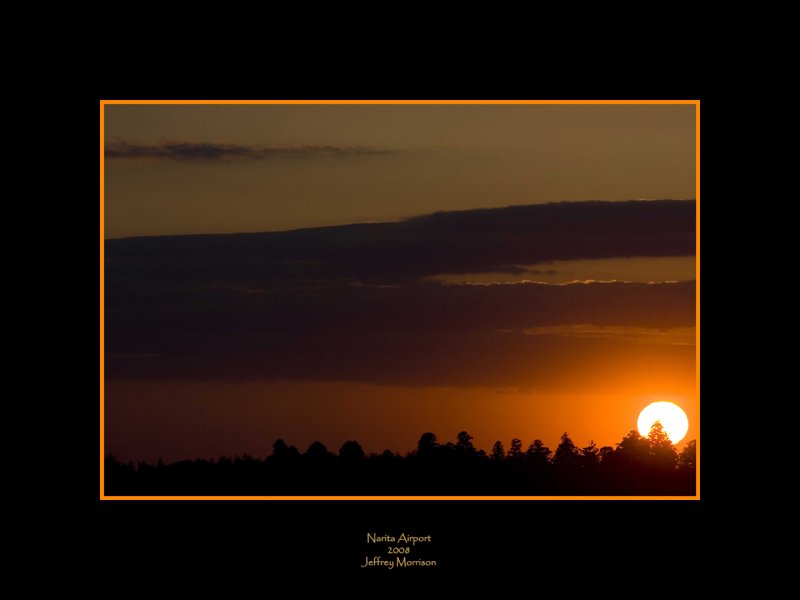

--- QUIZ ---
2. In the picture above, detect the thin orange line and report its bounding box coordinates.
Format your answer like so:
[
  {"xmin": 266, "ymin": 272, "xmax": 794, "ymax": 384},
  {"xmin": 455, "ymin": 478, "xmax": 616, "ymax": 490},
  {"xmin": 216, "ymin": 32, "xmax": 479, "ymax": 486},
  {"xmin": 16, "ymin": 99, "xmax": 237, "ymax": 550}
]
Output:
[
  {"xmin": 99, "ymin": 99, "xmax": 701, "ymax": 502},
  {"xmin": 100, "ymin": 495, "xmax": 700, "ymax": 501},
  {"xmin": 695, "ymin": 100, "xmax": 701, "ymax": 499},
  {"xmin": 100, "ymin": 101, "xmax": 105, "ymax": 500},
  {"xmin": 99, "ymin": 99, "xmax": 699, "ymax": 106}
]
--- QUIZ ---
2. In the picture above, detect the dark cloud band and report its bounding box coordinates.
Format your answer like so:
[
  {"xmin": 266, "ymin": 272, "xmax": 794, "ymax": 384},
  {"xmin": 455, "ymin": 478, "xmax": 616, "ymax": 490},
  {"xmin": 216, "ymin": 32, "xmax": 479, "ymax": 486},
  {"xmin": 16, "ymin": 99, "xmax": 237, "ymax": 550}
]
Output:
[
  {"xmin": 108, "ymin": 200, "xmax": 695, "ymax": 283},
  {"xmin": 105, "ymin": 140, "xmax": 394, "ymax": 160},
  {"xmin": 105, "ymin": 200, "xmax": 696, "ymax": 387}
]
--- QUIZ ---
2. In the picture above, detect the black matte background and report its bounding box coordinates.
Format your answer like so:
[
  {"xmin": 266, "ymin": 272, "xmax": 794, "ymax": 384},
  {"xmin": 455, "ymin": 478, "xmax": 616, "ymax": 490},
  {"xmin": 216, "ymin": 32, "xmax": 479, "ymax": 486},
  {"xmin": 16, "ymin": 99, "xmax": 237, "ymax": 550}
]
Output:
[{"xmin": 79, "ymin": 71, "xmax": 725, "ymax": 585}]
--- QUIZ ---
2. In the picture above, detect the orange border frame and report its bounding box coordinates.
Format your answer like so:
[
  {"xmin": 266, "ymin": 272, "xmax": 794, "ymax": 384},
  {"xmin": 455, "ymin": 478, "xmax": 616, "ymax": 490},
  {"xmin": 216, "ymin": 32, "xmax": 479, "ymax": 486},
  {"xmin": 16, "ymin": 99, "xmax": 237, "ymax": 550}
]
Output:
[{"xmin": 100, "ymin": 99, "xmax": 700, "ymax": 501}]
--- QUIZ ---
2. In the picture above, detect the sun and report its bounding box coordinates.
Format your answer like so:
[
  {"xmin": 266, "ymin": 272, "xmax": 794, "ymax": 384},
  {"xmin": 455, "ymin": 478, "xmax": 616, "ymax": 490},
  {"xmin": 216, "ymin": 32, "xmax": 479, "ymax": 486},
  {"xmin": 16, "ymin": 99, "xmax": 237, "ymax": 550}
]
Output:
[{"xmin": 637, "ymin": 401, "xmax": 689, "ymax": 444}]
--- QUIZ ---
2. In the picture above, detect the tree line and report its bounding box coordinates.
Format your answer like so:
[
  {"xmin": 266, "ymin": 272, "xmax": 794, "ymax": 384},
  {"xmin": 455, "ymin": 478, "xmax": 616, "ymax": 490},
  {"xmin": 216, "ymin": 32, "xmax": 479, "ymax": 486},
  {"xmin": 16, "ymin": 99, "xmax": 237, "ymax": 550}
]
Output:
[{"xmin": 105, "ymin": 421, "xmax": 696, "ymax": 496}]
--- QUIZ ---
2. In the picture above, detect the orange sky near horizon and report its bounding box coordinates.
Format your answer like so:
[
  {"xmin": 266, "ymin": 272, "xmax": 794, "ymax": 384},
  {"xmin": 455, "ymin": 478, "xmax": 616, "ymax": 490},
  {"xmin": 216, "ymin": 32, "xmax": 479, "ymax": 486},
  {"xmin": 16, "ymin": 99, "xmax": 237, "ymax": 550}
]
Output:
[{"xmin": 105, "ymin": 373, "xmax": 697, "ymax": 464}]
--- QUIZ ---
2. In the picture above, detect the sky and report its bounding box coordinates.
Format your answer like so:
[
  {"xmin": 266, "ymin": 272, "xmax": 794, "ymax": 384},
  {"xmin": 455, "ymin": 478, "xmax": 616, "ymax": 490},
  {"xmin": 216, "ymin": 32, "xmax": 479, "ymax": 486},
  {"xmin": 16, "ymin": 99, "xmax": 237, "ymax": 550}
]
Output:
[
  {"xmin": 103, "ymin": 102, "xmax": 697, "ymax": 463},
  {"xmin": 104, "ymin": 103, "xmax": 695, "ymax": 238}
]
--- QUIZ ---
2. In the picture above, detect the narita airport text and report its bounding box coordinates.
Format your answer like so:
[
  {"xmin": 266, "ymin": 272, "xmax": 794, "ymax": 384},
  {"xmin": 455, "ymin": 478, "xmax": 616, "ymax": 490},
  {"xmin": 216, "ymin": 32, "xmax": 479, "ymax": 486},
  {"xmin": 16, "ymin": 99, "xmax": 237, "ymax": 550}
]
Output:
[{"xmin": 366, "ymin": 533, "xmax": 432, "ymax": 545}]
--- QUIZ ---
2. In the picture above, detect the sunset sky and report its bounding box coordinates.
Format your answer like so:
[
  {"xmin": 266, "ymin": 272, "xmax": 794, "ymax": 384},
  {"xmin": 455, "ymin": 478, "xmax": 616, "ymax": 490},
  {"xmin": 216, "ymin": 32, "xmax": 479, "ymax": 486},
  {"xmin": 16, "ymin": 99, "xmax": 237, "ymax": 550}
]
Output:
[{"xmin": 103, "ymin": 102, "xmax": 697, "ymax": 463}]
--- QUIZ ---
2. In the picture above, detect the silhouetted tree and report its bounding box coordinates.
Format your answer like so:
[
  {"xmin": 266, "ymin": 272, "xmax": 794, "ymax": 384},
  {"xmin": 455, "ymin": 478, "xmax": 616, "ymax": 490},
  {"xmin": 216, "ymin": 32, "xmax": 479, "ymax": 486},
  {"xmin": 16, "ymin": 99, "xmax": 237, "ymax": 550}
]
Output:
[
  {"xmin": 508, "ymin": 438, "xmax": 523, "ymax": 458},
  {"xmin": 647, "ymin": 421, "xmax": 678, "ymax": 469},
  {"xmin": 580, "ymin": 441, "xmax": 600, "ymax": 468},
  {"xmin": 678, "ymin": 439, "xmax": 696, "ymax": 470},
  {"xmin": 106, "ymin": 425, "xmax": 697, "ymax": 496},
  {"xmin": 526, "ymin": 439, "xmax": 551, "ymax": 466},
  {"xmin": 442, "ymin": 441, "xmax": 458, "ymax": 455},
  {"xmin": 375, "ymin": 449, "xmax": 399, "ymax": 468},
  {"xmin": 552, "ymin": 432, "xmax": 579, "ymax": 467},
  {"xmin": 456, "ymin": 431, "xmax": 475, "ymax": 452},
  {"xmin": 598, "ymin": 446, "xmax": 614, "ymax": 463},
  {"xmin": 339, "ymin": 440, "xmax": 366, "ymax": 464},
  {"xmin": 270, "ymin": 438, "xmax": 300, "ymax": 463},
  {"xmin": 304, "ymin": 441, "xmax": 333, "ymax": 464},
  {"xmin": 490, "ymin": 440, "xmax": 505, "ymax": 461},
  {"xmin": 603, "ymin": 429, "xmax": 654, "ymax": 494},
  {"xmin": 614, "ymin": 430, "xmax": 650, "ymax": 466},
  {"xmin": 417, "ymin": 432, "xmax": 438, "ymax": 456}
]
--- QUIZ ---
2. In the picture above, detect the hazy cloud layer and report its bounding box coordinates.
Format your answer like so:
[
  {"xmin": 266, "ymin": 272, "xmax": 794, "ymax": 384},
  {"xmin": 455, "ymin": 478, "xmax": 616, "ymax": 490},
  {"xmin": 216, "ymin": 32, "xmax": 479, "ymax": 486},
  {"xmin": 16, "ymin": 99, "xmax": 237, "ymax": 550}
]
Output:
[
  {"xmin": 105, "ymin": 140, "xmax": 394, "ymax": 161},
  {"xmin": 105, "ymin": 200, "xmax": 696, "ymax": 388},
  {"xmin": 105, "ymin": 280, "xmax": 695, "ymax": 390}
]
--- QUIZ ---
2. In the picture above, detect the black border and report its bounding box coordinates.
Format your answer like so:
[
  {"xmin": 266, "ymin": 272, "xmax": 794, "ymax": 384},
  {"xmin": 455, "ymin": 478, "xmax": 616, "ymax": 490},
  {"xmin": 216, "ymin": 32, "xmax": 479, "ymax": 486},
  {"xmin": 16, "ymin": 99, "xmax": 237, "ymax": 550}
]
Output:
[{"xmin": 84, "ymin": 88, "xmax": 720, "ymax": 581}]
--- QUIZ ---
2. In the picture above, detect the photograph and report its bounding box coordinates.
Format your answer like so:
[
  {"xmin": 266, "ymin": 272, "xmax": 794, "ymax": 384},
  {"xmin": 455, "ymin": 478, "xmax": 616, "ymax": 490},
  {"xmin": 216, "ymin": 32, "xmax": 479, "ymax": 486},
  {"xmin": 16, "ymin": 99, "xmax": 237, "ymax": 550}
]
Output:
[{"xmin": 101, "ymin": 100, "xmax": 698, "ymax": 500}]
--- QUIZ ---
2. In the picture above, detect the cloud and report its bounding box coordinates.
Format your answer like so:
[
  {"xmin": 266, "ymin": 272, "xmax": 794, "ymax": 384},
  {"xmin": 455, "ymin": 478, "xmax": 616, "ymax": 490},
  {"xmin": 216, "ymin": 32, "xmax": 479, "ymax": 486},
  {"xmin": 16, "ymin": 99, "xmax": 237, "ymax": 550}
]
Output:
[
  {"xmin": 105, "ymin": 140, "xmax": 394, "ymax": 161},
  {"xmin": 107, "ymin": 200, "xmax": 695, "ymax": 284},
  {"xmin": 522, "ymin": 324, "xmax": 695, "ymax": 344},
  {"xmin": 105, "ymin": 200, "xmax": 696, "ymax": 388},
  {"xmin": 527, "ymin": 268, "xmax": 559, "ymax": 275}
]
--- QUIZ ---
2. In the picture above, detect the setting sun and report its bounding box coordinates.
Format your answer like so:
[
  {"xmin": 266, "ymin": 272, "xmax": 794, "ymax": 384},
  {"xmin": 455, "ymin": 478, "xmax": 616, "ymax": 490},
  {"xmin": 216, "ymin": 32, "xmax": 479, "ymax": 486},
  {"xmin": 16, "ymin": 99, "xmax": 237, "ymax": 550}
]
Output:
[{"xmin": 637, "ymin": 401, "xmax": 689, "ymax": 444}]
